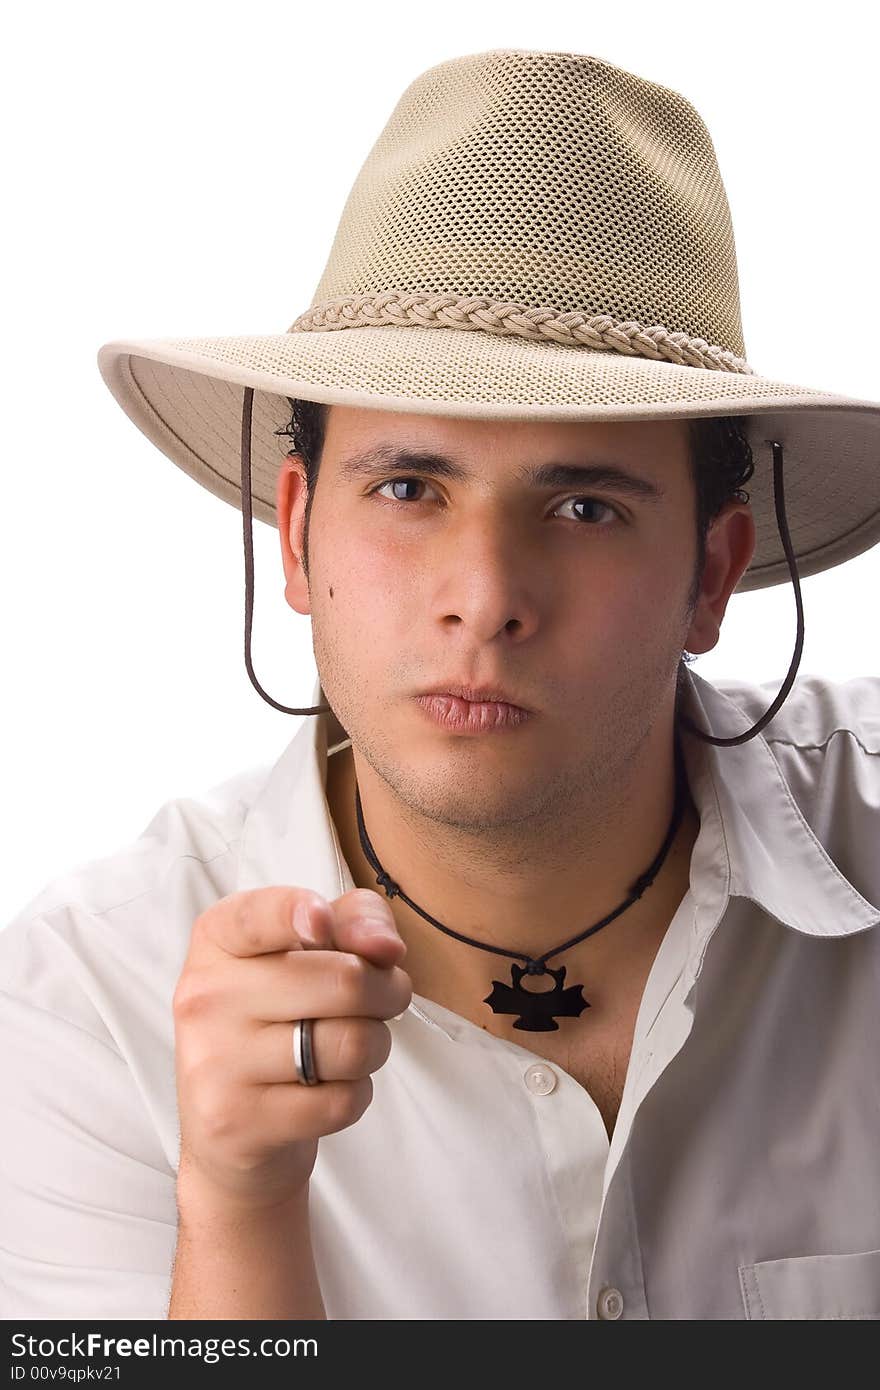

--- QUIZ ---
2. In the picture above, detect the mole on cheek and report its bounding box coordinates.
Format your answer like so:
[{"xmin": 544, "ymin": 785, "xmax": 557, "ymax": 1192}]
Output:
[{"xmin": 329, "ymin": 586, "xmax": 334, "ymax": 598}]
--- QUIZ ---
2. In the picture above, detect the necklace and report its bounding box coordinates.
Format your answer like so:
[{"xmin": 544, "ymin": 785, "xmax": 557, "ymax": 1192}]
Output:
[{"xmin": 354, "ymin": 728, "xmax": 689, "ymax": 1032}]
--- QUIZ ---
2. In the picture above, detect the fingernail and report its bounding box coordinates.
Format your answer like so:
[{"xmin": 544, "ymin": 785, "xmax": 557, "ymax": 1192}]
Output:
[
  {"xmin": 361, "ymin": 914, "xmax": 398, "ymax": 940},
  {"xmin": 294, "ymin": 896, "xmax": 324, "ymax": 942}
]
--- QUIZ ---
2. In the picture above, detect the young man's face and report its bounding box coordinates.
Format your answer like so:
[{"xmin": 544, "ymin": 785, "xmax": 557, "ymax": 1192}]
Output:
[{"xmin": 278, "ymin": 406, "xmax": 754, "ymax": 820}]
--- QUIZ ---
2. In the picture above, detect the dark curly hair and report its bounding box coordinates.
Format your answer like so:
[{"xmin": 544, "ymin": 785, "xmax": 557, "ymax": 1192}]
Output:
[{"xmin": 275, "ymin": 399, "xmax": 754, "ymax": 664}]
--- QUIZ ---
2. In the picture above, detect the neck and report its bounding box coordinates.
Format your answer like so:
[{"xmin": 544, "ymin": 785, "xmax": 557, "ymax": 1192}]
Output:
[{"xmin": 324, "ymin": 722, "xmax": 699, "ymax": 1025}]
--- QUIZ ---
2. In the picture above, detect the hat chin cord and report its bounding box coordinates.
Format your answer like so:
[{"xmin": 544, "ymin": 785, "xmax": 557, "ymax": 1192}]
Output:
[{"xmin": 238, "ymin": 387, "xmax": 804, "ymax": 748}]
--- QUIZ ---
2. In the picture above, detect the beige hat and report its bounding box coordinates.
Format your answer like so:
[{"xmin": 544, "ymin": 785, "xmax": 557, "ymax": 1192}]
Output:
[{"xmin": 95, "ymin": 47, "xmax": 879, "ymax": 738}]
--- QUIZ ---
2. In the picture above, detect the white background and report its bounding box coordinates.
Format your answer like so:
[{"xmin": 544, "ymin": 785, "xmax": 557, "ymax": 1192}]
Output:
[{"xmin": 2, "ymin": 1, "xmax": 878, "ymax": 924}]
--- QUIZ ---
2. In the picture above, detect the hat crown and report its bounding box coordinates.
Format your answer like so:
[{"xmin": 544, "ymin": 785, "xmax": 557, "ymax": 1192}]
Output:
[{"xmin": 294, "ymin": 48, "xmax": 746, "ymax": 360}]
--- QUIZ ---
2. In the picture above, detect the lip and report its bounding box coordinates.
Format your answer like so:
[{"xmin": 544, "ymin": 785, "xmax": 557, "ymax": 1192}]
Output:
[
  {"xmin": 419, "ymin": 682, "xmax": 533, "ymax": 711},
  {"xmin": 414, "ymin": 694, "xmax": 532, "ymax": 734}
]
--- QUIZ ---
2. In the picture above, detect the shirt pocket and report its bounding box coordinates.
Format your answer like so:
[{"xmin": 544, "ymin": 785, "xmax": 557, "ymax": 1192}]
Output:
[{"xmin": 739, "ymin": 1248, "xmax": 880, "ymax": 1319}]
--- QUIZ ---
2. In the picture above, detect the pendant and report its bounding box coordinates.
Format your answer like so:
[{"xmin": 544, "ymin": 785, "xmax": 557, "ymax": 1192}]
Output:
[{"xmin": 483, "ymin": 961, "xmax": 590, "ymax": 1032}]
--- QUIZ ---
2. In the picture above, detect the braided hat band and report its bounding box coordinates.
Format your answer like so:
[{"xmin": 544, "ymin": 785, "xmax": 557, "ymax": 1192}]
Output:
[{"xmin": 289, "ymin": 293, "xmax": 755, "ymax": 376}]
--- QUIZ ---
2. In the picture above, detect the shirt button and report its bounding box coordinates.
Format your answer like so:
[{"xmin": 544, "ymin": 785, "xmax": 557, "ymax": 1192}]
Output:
[
  {"xmin": 597, "ymin": 1287, "xmax": 624, "ymax": 1319},
  {"xmin": 524, "ymin": 1063, "xmax": 558, "ymax": 1094}
]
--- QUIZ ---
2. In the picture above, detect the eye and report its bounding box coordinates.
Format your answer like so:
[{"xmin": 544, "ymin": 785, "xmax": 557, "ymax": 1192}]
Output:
[
  {"xmin": 369, "ymin": 477, "xmax": 432, "ymax": 505},
  {"xmin": 367, "ymin": 477, "xmax": 621, "ymax": 527},
  {"xmin": 552, "ymin": 496, "xmax": 620, "ymax": 526}
]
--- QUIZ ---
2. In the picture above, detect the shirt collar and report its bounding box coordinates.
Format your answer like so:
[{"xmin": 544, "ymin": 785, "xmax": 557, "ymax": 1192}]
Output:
[
  {"xmin": 237, "ymin": 667, "xmax": 880, "ymax": 944},
  {"xmin": 676, "ymin": 664, "xmax": 879, "ymax": 941}
]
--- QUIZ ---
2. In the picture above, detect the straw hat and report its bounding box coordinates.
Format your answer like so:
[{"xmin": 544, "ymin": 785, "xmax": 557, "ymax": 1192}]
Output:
[{"xmin": 95, "ymin": 47, "xmax": 880, "ymax": 735}]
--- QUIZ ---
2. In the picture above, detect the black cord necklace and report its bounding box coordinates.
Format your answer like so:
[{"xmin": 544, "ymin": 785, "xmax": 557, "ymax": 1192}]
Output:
[{"xmin": 354, "ymin": 727, "xmax": 690, "ymax": 1032}]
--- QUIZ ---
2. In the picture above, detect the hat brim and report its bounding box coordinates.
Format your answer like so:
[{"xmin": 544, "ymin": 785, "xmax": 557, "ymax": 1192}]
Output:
[{"xmin": 96, "ymin": 325, "xmax": 880, "ymax": 593}]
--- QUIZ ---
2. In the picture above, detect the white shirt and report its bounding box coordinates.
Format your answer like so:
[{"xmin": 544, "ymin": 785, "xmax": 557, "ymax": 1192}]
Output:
[{"xmin": 1, "ymin": 665, "xmax": 879, "ymax": 1321}]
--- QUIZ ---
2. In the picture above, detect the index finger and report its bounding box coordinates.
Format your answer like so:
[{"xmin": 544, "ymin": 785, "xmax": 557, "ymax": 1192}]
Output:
[
  {"xmin": 188, "ymin": 886, "xmax": 406, "ymax": 970},
  {"xmin": 297, "ymin": 887, "xmax": 407, "ymax": 968}
]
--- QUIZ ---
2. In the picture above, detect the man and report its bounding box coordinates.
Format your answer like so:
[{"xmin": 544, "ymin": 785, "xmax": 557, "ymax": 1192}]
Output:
[{"xmin": 2, "ymin": 47, "xmax": 879, "ymax": 1321}]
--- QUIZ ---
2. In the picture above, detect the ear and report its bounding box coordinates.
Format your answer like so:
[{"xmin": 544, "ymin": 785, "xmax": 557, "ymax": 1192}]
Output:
[
  {"xmin": 277, "ymin": 453, "xmax": 312, "ymax": 615},
  {"xmin": 684, "ymin": 501, "xmax": 756, "ymax": 656}
]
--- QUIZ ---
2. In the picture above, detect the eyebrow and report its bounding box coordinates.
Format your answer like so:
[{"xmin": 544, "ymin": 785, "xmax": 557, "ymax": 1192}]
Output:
[{"xmin": 336, "ymin": 445, "xmax": 665, "ymax": 502}]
